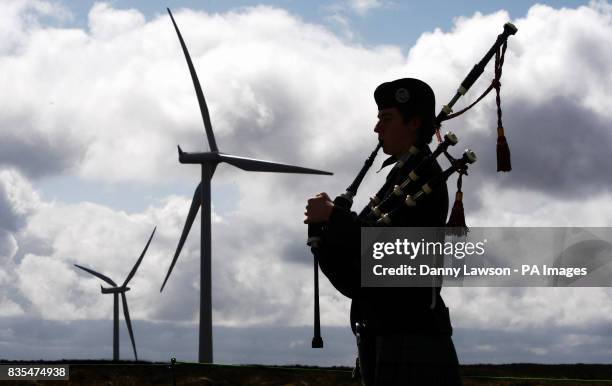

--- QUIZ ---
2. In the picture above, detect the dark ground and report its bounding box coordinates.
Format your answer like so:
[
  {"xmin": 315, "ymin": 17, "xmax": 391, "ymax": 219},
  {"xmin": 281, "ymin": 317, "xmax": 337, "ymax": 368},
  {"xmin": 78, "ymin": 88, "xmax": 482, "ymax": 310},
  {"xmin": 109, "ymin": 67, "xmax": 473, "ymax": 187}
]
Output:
[{"xmin": 1, "ymin": 360, "xmax": 612, "ymax": 385}]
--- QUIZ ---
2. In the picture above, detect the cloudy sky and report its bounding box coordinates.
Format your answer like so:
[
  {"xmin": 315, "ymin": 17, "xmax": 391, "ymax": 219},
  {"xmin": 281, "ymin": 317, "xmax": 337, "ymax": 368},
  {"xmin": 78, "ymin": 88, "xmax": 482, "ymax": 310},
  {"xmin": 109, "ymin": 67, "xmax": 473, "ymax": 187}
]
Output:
[{"xmin": 2, "ymin": 0, "xmax": 612, "ymax": 365}]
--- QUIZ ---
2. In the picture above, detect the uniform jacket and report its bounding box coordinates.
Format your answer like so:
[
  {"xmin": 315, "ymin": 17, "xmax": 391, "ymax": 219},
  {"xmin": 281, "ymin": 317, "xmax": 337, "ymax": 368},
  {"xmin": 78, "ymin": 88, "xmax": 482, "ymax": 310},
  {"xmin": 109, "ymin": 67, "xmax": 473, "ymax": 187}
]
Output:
[{"xmin": 317, "ymin": 145, "xmax": 452, "ymax": 336}]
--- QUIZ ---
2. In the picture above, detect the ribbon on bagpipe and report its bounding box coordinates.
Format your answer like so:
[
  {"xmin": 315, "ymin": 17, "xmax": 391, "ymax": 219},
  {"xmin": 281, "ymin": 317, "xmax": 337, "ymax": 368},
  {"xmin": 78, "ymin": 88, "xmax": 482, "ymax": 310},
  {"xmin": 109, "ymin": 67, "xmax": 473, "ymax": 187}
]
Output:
[
  {"xmin": 435, "ymin": 23, "xmax": 516, "ymax": 233},
  {"xmin": 436, "ymin": 39, "xmax": 511, "ymax": 172},
  {"xmin": 307, "ymin": 22, "xmax": 518, "ymax": 348}
]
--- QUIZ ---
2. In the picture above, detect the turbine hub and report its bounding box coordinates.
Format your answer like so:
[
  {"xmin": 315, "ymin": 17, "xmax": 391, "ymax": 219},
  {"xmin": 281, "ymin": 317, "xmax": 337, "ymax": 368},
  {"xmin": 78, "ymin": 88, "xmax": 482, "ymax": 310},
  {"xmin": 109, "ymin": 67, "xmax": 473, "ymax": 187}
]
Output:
[
  {"xmin": 101, "ymin": 286, "xmax": 130, "ymax": 294},
  {"xmin": 178, "ymin": 150, "xmax": 221, "ymax": 165}
]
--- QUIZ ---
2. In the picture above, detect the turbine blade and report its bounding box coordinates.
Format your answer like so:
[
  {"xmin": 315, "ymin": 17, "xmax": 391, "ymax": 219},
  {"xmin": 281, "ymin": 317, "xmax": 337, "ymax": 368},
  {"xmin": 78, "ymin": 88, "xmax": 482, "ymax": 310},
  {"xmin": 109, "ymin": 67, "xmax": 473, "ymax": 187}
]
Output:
[
  {"xmin": 219, "ymin": 154, "xmax": 333, "ymax": 175},
  {"xmin": 123, "ymin": 227, "xmax": 157, "ymax": 287},
  {"xmin": 160, "ymin": 183, "xmax": 202, "ymax": 292},
  {"xmin": 121, "ymin": 293, "xmax": 138, "ymax": 361},
  {"xmin": 167, "ymin": 8, "xmax": 219, "ymax": 152},
  {"xmin": 74, "ymin": 264, "xmax": 117, "ymax": 287}
]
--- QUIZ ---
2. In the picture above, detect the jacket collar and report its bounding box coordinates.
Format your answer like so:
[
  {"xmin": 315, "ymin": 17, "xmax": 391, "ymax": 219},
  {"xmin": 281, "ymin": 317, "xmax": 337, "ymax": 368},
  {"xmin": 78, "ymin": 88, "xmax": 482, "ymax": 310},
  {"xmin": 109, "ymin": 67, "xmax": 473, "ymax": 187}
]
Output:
[
  {"xmin": 378, "ymin": 148, "xmax": 417, "ymax": 172},
  {"xmin": 380, "ymin": 155, "xmax": 397, "ymax": 170}
]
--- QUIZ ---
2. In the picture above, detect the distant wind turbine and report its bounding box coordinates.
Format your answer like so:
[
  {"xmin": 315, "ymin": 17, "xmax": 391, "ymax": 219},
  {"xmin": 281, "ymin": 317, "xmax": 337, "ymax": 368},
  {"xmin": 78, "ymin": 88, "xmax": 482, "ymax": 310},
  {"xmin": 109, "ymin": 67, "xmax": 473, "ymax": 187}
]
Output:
[
  {"xmin": 160, "ymin": 8, "xmax": 333, "ymax": 363},
  {"xmin": 74, "ymin": 227, "xmax": 156, "ymax": 361}
]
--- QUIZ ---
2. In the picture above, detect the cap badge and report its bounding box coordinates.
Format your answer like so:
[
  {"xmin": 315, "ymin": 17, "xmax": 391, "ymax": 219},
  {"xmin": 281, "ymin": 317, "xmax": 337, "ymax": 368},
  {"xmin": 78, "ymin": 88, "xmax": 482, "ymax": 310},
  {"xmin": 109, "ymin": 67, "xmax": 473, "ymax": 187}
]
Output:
[{"xmin": 395, "ymin": 88, "xmax": 410, "ymax": 103}]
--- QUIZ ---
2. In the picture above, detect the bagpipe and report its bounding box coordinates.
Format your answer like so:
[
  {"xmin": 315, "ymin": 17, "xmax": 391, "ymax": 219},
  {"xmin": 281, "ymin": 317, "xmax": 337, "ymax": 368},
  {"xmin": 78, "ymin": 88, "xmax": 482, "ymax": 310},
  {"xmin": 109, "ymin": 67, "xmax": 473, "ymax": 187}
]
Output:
[{"xmin": 306, "ymin": 22, "xmax": 518, "ymax": 348}]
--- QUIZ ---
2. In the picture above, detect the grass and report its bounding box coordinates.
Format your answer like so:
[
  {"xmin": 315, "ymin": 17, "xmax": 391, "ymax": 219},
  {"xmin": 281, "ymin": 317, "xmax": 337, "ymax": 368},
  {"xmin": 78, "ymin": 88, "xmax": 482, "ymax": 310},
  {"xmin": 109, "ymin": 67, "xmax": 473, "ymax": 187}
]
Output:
[{"xmin": 1, "ymin": 360, "xmax": 611, "ymax": 385}]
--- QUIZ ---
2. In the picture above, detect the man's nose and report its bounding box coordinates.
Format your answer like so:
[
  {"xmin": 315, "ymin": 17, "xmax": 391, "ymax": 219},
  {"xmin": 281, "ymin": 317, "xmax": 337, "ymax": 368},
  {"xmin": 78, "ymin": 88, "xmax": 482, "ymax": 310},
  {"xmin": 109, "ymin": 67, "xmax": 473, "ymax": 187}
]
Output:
[{"xmin": 374, "ymin": 122, "xmax": 382, "ymax": 133}]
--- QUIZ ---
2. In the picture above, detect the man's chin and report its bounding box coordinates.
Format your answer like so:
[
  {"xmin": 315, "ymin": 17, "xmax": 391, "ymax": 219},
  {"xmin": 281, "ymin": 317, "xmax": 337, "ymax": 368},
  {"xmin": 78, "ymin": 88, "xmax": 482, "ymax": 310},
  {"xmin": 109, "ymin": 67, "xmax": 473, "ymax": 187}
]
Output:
[{"xmin": 378, "ymin": 139, "xmax": 391, "ymax": 155}]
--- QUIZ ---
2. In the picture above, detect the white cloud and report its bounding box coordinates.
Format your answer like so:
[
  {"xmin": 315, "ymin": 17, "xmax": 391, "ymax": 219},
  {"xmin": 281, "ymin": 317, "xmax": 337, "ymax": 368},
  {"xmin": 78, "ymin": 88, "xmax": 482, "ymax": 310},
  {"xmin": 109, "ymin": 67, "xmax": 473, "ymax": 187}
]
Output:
[
  {"xmin": 0, "ymin": 169, "xmax": 41, "ymax": 231},
  {"xmin": 348, "ymin": 0, "xmax": 383, "ymax": 16},
  {"xmin": 444, "ymin": 287, "xmax": 612, "ymax": 331},
  {"xmin": 0, "ymin": 294, "xmax": 24, "ymax": 317},
  {"xmin": 0, "ymin": 231, "xmax": 19, "ymax": 261},
  {"xmin": 0, "ymin": 3, "xmax": 403, "ymax": 183},
  {"xmin": 88, "ymin": 2, "xmax": 145, "ymax": 39},
  {"xmin": 1, "ymin": 181, "xmax": 346, "ymax": 330},
  {"xmin": 469, "ymin": 182, "xmax": 612, "ymax": 227},
  {"xmin": 0, "ymin": 0, "xmax": 71, "ymax": 54},
  {"xmin": 3, "ymin": 2, "xmax": 611, "ymax": 193},
  {"xmin": 323, "ymin": 0, "xmax": 386, "ymax": 39}
]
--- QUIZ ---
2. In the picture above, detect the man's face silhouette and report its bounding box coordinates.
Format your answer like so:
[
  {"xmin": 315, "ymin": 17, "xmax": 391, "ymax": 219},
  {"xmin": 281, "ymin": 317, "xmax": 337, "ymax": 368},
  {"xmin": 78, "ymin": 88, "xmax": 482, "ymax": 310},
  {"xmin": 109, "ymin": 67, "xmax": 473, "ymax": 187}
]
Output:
[{"xmin": 374, "ymin": 107, "xmax": 419, "ymax": 156}]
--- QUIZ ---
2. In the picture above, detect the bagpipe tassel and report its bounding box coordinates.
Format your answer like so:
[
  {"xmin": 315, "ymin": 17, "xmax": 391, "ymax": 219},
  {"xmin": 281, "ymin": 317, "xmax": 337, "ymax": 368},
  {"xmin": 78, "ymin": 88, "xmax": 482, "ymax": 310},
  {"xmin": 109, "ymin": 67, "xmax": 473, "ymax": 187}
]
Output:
[
  {"xmin": 446, "ymin": 191, "xmax": 468, "ymax": 236},
  {"xmin": 496, "ymin": 126, "xmax": 512, "ymax": 172},
  {"xmin": 446, "ymin": 170, "xmax": 468, "ymax": 236}
]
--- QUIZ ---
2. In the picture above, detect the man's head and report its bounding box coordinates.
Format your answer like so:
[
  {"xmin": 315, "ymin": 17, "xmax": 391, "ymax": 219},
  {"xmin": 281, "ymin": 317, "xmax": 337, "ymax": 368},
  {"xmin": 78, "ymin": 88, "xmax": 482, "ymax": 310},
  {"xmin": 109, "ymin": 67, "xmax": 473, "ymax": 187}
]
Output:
[{"xmin": 373, "ymin": 78, "xmax": 436, "ymax": 156}]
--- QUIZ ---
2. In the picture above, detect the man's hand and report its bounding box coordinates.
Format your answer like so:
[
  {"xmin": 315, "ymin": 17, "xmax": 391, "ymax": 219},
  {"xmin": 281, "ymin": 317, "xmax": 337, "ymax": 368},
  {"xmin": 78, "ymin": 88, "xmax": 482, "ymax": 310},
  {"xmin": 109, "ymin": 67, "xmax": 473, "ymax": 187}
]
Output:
[{"xmin": 304, "ymin": 192, "xmax": 334, "ymax": 224}]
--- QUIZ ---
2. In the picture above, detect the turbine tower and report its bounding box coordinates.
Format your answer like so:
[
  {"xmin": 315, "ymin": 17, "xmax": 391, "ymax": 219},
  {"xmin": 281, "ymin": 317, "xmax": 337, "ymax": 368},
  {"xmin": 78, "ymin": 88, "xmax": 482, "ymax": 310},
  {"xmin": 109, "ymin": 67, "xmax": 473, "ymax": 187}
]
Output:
[
  {"xmin": 160, "ymin": 9, "xmax": 333, "ymax": 363},
  {"xmin": 75, "ymin": 227, "xmax": 156, "ymax": 361}
]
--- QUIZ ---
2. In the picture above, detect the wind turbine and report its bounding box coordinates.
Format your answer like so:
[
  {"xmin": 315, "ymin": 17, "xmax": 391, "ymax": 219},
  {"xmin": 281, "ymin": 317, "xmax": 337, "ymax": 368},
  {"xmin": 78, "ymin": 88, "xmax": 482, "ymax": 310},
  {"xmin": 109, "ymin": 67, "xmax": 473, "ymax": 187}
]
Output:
[
  {"xmin": 160, "ymin": 8, "xmax": 333, "ymax": 363},
  {"xmin": 74, "ymin": 227, "xmax": 156, "ymax": 361}
]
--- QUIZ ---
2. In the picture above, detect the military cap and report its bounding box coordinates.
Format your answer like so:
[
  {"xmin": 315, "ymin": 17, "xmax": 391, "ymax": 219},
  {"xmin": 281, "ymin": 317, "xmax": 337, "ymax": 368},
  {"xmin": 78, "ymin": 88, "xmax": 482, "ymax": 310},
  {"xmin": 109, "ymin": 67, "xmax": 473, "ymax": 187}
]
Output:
[{"xmin": 374, "ymin": 78, "xmax": 435, "ymax": 122}]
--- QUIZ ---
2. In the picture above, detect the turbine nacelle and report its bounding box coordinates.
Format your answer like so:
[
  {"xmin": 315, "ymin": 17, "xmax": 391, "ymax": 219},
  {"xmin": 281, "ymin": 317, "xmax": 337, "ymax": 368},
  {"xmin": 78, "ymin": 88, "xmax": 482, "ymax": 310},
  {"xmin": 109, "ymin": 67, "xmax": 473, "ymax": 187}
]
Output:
[
  {"xmin": 101, "ymin": 286, "xmax": 131, "ymax": 294},
  {"xmin": 178, "ymin": 146, "xmax": 220, "ymax": 164}
]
